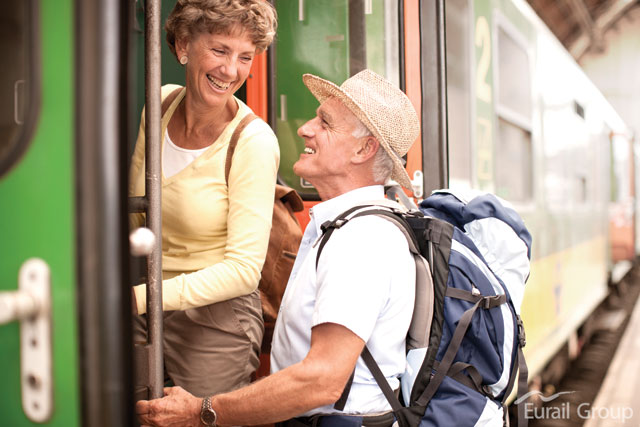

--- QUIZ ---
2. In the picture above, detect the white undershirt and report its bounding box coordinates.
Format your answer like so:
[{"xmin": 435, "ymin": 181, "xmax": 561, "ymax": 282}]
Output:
[{"xmin": 162, "ymin": 128, "xmax": 209, "ymax": 178}]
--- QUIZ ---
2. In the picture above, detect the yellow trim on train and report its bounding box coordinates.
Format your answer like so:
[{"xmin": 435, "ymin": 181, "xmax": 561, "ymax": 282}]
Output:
[{"xmin": 521, "ymin": 235, "xmax": 608, "ymax": 379}]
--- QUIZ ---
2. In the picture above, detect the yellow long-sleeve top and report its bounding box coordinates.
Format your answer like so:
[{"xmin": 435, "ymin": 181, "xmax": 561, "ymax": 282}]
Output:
[{"xmin": 129, "ymin": 85, "xmax": 279, "ymax": 315}]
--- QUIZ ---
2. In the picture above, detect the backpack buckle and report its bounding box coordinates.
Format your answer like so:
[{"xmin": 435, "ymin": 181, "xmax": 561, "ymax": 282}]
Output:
[
  {"xmin": 482, "ymin": 295, "xmax": 505, "ymax": 309},
  {"xmin": 320, "ymin": 219, "xmax": 348, "ymax": 234},
  {"xmin": 516, "ymin": 316, "xmax": 526, "ymax": 347},
  {"xmin": 481, "ymin": 385, "xmax": 495, "ymax": 400}
]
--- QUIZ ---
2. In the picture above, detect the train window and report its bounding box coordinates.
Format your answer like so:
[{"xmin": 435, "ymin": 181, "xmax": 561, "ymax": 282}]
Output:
[
  {"xmin": 273, "ymin": 0, "xmax": 400, "ymax": 196},
  {"xmin": 495, "ymin": 22, "xmax": 533, "ymax": 203},
  {"xmin": 445, "ymin": 0, "xmax": 472, "ymax": 188},
  {"xmin": 0, "ymin": 0, "xmax": 40, "ymax": 178},
  {"xmin": 495, "ymin": 118, "xmax": 532, "ymax": 201},
  {"xmin": 496, "ymin": 27, "xmax": 531, "ymax": 121},
  {"xmin": 611, "ymin": 133, "xmax": 632, "ymax": 203}
]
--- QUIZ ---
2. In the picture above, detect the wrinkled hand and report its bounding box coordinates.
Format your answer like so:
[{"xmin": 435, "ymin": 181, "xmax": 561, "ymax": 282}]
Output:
[{"xmin": 136, "ymin": 386, "xmax": 202, "ymax": 427}]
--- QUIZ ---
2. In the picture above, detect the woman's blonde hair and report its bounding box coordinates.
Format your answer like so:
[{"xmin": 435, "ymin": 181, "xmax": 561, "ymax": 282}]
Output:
[{"xmin": 165, "ymin": 0, "xmax": 277, "ymax": 57}]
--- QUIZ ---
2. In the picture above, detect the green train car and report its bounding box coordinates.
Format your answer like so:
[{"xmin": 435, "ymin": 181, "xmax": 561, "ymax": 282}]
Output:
[{"xmin": 0, "ymin": 0, "xmax": 636, "ymax": 425}]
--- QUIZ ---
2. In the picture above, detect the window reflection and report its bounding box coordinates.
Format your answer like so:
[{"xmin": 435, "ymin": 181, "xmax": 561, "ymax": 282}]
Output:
[
  {"xmin": 495, "ymin": 24, "xmax": 533, "ymax": 202},
  {"xmin": 0, "ymin": 0, "xmax": 38, "ymax": 177},
  {"xmin": 445, "ymin": 0, "xmax": 472, "ymax": 187},
  {"xmin": 496, "ymin": 118, "xmax": 532, "ymax": 202},
  {"xmin": 497, "ymin": 28, "xmax": 531, "ymax": 120}
]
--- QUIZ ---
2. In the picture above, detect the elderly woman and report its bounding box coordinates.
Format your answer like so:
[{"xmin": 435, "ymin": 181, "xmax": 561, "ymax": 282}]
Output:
[{"xmin": 129, "ymin": 0, "xmax": 278, "ymax": 397}]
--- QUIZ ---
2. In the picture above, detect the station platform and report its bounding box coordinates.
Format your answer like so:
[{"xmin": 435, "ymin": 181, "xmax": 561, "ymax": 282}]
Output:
[{"xmin": 583, "ymin": 281, "xmax": 640, "ymax": 427}]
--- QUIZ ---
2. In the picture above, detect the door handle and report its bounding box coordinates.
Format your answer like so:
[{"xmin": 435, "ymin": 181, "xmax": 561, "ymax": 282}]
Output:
[
  {"xmin": 280, "ymin": 94, "xmax": 287, "ymax": 122},
  {"xmin": 0, "ymin": 259, "xmax": 52, "ymax": 423},
  {"xmin": 14, "ymin": 80, "xmax": 25, "ymax": 125}
]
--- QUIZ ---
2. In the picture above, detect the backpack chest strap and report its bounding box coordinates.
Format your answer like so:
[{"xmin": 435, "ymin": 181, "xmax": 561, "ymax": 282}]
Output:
[{"xmin": 445, "ymin": 287, "xmax": 507, "ymax": 309}]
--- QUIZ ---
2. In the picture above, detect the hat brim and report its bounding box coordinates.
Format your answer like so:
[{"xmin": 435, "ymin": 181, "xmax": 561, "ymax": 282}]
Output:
[{"xmin": 302, "ymin": 74, "xmax": 414, "ymax": 190}]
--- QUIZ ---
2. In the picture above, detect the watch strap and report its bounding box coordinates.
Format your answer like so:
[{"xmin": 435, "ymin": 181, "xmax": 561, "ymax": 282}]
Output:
[{"xmin": 200, "ymin": 396, "xmax": 217, "ymax": 426}]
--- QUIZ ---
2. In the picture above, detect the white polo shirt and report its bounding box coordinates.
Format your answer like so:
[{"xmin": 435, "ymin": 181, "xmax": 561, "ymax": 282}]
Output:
[{"xmin": 270, "ymin": 185, "xmax": 415, "ymax": 416}]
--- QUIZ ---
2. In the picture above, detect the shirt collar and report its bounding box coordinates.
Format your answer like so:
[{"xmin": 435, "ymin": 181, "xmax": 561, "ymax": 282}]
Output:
[{"xmin": 309, "ymin": 185, "xmax": 385, "ymax": 236}]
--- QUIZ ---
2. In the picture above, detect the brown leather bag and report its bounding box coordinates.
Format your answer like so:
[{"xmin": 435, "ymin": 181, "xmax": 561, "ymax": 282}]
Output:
[
  {"xmin": 225, "ymin": 114, "xmax": 303, "ymax": 331},
  {"xmin": 161, "ymin": 90, "xmax": 303, "ymax": 340}
]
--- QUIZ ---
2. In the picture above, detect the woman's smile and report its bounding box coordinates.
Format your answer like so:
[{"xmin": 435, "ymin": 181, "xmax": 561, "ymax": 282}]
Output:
[{"xmin": 206, "ymin": 74, "xmax": 232, "ymax": 91}]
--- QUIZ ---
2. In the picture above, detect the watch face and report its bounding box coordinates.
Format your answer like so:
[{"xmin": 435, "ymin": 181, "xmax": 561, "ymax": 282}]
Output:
[{"xmin": 202, "ymin": 408, "xmax": 216, "ymax": 425}]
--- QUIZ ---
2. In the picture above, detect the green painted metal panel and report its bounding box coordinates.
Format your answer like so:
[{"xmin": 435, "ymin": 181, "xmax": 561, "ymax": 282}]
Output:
[
  {"xmin": 275, "ymin": 0, "xmax": 395, "ymax": 194},
  {"xmin": 365, "ymin": 0, "xmax": 386, "ymax": 76},
  {"xmin": 275, "ymin": 0, "xmax": 350, "ymax": 194},
  {"xmin": 0, "ymin": 0, "xmax": 80, "ymax": 425}
]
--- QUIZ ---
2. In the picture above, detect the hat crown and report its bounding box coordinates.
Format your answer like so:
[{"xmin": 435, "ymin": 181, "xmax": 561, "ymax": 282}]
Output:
[
  {"xmin": 302, "ymin": 69, "xmax": 420, "ymax": 190},
  {"xmin": 338, "ymin": 69, "xmax": 419, "ymax": 157}
]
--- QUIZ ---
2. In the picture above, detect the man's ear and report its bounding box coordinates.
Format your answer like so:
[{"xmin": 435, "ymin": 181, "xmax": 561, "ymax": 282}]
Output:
[{"xmin": 352, "ymin": 137, "xmax": 380, "ymax": 165}]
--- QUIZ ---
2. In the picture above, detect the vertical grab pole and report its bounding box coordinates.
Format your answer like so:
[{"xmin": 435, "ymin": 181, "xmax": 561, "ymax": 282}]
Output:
[
  {"xmin": 435, "ymin": 0, "xmax": 449, "ymax": 189},
  {"xmin": 348, "ymin": 0, "xmax": 367, "ymax": 76},
  {"xmin": 144, "ymin": 0, "xmax": 164, "ymax": 399},
  {"xmin": 420, "ymin": 0, "xmax": 449, "ymax": 194}
]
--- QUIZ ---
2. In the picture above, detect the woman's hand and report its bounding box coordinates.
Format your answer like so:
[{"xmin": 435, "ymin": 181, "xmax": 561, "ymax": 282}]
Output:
[
  {"xmin": 131, "ymin": 288, "xmax": 138, "ymax": 316},
  {"xmin": 136, "ymin": 386, "xmax": 203, "ymax": 427}
]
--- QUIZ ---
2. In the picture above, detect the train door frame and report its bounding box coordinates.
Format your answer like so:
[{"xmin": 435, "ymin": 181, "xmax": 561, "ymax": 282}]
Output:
[{"xmin": 75, "ymin": 0, "xmax": 134, "ymax": 425}]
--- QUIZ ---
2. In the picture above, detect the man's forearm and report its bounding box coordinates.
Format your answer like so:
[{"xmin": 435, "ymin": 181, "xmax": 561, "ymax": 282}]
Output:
[
  {"xmin": 212, "ymin": 358, "xmax": 344, "ymax": 426},
  {"xmin": 136, "ymin": 323, "xmax": 364, "ymax": 426}
]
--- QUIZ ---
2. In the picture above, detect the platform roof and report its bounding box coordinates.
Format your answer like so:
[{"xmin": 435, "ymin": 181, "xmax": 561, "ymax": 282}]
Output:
[{"xmin": 526, "ymin": 0, "xmax": 640, "ymax": 60}]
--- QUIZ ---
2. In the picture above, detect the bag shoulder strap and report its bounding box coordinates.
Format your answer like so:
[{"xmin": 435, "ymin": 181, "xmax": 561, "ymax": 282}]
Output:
[
  {"xmin": 161, "ymin": 87, "xmax": 183, "ymax": 118},
  {"xmin": 225, "ymin": 113, "xmax": 259, "ymax": 185}
]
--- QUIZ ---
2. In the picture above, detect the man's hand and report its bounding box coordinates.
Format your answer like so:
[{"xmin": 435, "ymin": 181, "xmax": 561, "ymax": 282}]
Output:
[{"xmin": 136, "ymin": 386, "xmax": 203, "ymax": 427}]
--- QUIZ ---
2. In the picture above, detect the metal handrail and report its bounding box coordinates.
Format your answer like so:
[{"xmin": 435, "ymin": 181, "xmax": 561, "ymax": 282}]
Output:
[
  {"xmin": 128, "ymin": 0, "xmax": 164, "ymax": 401},
  {"xmin": 143, "ymin": 0, "xmax": 164, "ymax": 400}
]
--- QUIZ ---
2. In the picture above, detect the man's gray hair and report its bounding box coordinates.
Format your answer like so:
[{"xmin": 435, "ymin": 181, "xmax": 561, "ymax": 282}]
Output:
[{"xmin": 352, "ymin": 118, "xmax": 394, "ymax": 184}]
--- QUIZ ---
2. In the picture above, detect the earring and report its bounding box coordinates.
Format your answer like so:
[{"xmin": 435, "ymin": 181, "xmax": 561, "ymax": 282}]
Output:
[{"xmin": 180, "ymin": 55, "xmax": 188, "ymax": 65}]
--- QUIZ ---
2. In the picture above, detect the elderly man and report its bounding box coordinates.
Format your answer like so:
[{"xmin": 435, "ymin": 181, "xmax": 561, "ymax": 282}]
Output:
[{"xmin": 137, "ymin": 69, "xmax": 421, "ymax": 427}]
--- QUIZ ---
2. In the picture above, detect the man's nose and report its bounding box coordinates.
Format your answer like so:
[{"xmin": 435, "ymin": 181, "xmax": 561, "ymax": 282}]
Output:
[{"xmin": 297, "ymin": 118, "xmax": 315, "ymax": 138}]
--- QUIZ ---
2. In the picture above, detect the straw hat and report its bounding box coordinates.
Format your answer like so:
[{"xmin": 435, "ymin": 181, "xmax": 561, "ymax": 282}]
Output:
[{"xmin": 302, "ymin": 69, "xmax": 420, "ymax": 190}]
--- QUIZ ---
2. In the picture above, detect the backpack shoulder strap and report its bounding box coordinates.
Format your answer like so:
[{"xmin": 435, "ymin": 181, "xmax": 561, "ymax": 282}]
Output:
[
  {"xmin": 325, "ymin": 207, "xmax": 434, "ymax": 351},
  {"xmin": 225, "ymin": 113, "xmax": 258, "ymax": 185},
  {"xmin": 316, "ymin": 206, "xmax": 421, "ymax": 270},
  {"xmin": 317, "ymin": 206, "xmax": 426, "ymax": 412}
]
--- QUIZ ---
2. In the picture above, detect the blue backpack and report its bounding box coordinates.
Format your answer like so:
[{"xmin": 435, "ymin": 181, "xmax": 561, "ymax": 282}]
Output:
[{"xmin": 316, "ymin": 189, "xmax": 531, "ymax": 427}]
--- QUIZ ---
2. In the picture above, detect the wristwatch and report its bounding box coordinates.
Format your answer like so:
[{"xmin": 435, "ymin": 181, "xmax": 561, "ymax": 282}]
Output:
[{"xmin": 200, "ymin": 396, "xmax": 217, "ymax": 426}]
